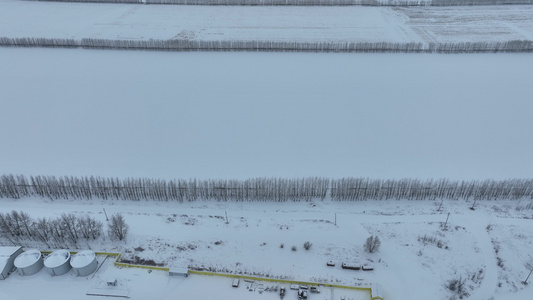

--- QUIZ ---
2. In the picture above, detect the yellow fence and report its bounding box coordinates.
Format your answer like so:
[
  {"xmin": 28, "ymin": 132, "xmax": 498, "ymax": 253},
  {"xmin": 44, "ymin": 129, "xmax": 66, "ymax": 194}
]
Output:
[{"xmin": 40, "ymin": 250, "xmax": 380, "ymax": 299}]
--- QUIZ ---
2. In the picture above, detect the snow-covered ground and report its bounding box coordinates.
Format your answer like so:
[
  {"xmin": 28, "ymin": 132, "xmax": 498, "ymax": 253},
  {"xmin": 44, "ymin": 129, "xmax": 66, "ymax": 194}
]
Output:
[
  {"xmin": 1, "ymin": 1, "xmax": 533, "ymax": 44},
  {"xmin": 1, "ymin": 197, "xmax": 532, "ymax": 300},
  {"xmin": 1, "ymin": 48, "xmax": 533, "ymax": 180}
]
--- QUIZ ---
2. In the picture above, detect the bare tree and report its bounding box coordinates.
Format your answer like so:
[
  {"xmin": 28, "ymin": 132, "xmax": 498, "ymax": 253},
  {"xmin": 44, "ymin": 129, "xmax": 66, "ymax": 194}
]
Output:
[
  {"xmin": 32, "ymin": 217, "xmax": 52, "ymax": 248},
  {"xmin": 60, "ymin": 213, "xmax": 79, "ymax": 245},
  {"xmin": 364, "ymin": 235, "xmax": 381, "ymax": 253},
  {"xmin": 108, "ymin": 213, "xmax": 129, "ymax": 241},
  {"xmin": 77, "ymin": 215, "xmax": 103, "ymax": 240}
]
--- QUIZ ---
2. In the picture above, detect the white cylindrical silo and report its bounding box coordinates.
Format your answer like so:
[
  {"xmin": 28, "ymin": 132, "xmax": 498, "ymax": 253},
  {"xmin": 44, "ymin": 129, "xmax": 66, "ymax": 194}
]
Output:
[
  {"xmin": 14, "ymin": 249, "xmax": 44, "ymax": 276},
  {"xmin": 70, "ymin": 250, "xmax": 97, "ymax": 276},
  {"xmin": 44, "ymin": 250, "xmax": 71, "ymax": 276}
]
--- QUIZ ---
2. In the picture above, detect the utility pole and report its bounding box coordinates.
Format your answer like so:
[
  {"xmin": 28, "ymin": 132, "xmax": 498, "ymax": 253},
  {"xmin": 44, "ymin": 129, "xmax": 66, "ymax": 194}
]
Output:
[
  {"xmin": 225, "ymin": 211, "xmax": 229, "ymax": 224},
  {"xmin": 470, "ymin": 198, "xmax": 478, "ymax": 210},
  {"xmin": 103, "ymin": 208, "xmax": 109, "ymax": 221},
  {"xmin": 334, "ymin": 213, "xmax": 337, "ymax": 226},
  {"xmin": 524, "ymin": 268, "xmax": 533, "ymax": 285},
  {"xmin": 444, "ymin": 212, "xmax": 450, "ymax": 229},
  {"xmin": 438, "ymin": 198, "xmax": 444, "ymax": 211}
]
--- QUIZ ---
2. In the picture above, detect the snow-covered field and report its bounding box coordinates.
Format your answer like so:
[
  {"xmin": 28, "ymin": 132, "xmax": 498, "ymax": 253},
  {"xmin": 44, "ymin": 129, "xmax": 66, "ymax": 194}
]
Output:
[
  {"xmin": 1, "ymin": 1, "xmax": 533, "ymax": 44},
  {"xmin": 1, "ymin": 48, "xmax": 533, "ymax": 179},
  {"xmin": 1, "ymin": 197, "xmax": 532, "ymax": 300}
]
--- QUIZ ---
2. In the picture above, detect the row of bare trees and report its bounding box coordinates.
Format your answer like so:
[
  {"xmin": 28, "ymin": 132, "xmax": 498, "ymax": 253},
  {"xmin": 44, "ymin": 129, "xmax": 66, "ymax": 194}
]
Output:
[
  {"xmin": 29, "ymin": 0, "xmax": 533, "ymax": 6},
  {"xmin": 1, "ymin": 174, "xmax": 532, "ymax": 202},
  {"xmin": 0, "ymin": 174, "xmax": 329, "ymax": 202},
  {"xmin": 0, "ymin": 211, "xmax": 103, "ymax": 248},
  {"xmin": 0, "ymin": 210, "xmax": 129, "ymax": 248},
  {"xmin": 330, "ymin": 178, "xmax": 533, "ymax": 201},
  {"xmin": 2, "ymin": 37, "xmax": 532, "ymax": 53}
]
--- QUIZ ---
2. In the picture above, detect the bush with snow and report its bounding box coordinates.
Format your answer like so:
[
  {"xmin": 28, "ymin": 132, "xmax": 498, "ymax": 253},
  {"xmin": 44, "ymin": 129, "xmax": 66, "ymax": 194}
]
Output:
[{"xmin": 303, "ymin": 241, "xmax": 312, "ymax": 250}]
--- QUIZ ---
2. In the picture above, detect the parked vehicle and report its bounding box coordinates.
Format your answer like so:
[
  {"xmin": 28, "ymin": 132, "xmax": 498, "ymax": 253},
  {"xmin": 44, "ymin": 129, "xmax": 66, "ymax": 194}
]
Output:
[
  {"xmin": 280, "ymin": 286, "xmax": 286, "ymax": 297},
  {"xmin": 310, "ymin": 286, "xmax": 320, "ymax": 293},
  {"xmin": 326, "ymin": 260, "xmax": 335, "ymax": 267},
  {"xmin": 362, "ymin": 264, "xmax": 374, "ymax": 271},
  {"xmin": 341, "ymin": 262, "xmax": 361, "ymax": 270},
  {"xmin": 298, "ymin": 289, "xmax": 308, "ymax": 299},
  {"xmin": 232, "ymin": 278, "xmax": 240, "ymax": 287}
]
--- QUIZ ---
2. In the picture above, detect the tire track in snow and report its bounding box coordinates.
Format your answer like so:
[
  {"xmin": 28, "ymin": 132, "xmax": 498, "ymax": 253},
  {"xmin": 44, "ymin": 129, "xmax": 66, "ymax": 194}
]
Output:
[{"xmin": 455, "ymin": 214, "xmax": 498, "ymax": 299}]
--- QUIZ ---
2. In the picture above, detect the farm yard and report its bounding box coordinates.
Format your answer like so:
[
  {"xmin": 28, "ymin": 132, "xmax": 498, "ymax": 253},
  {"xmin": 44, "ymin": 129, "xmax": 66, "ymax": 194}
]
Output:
[
  {"xmin": 1, "ymin": 192, "xmax": 533, "ymax": 299},
  {"xmin": 1, "ymin": 0, "xmax": 533, "ymax": 299}
]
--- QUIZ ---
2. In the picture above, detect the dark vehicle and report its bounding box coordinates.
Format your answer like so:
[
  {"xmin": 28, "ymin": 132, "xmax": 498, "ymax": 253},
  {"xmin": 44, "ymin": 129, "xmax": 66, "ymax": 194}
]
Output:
[
  {"xmin": 341, "ymin": 262, "xmax": 361, "ymax": 270},
  {"xmin": 280, "ymin": 286, "xmax": 286, "ymax": 298},
  {"xmin": 298, "ymin": 289, "xmax": 308, "ymax": 299}
]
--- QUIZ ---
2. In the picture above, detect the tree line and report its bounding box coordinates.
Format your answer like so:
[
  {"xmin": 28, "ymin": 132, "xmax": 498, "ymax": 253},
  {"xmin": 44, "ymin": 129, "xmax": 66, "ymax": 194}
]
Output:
[
  {"xmin": 1, "ymin": 37, "xmax": 532, "ymax": 53},
  {"xmin": 330, "ymin": 178, "xmax": 533, "ymax": 201},
  {"xmin": 0, "ymin": 210, "xmax": 129, "ymax": 248},
  {"xmin": 29, "ymin": 0, "xmax": 533, "ymax": 6},
  {"xmin": 0, "ymin": 211, "xmax": 102, "ymax": 248},
  {"xmin": 1, "ymin": 174, "xmax": 532, "ymax": 202},
  {"xmin": 0, "ymin": 174, "xmax": 330, "ymax": 202}
]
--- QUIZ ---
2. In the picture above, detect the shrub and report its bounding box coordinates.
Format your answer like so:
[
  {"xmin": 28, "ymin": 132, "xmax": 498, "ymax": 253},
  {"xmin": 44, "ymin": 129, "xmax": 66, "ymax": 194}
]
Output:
[
  {"xmin": 291, "ymin": 245, "xmax": 297, "ymax": 251},
  {"xmin": 280, "ymin": 243, "xmax": 284, "ymax": 248},
  {"xmin": 303, "ymin": 241, "xmax": 312, "ymax": 250},
  {"xmin": 418, "ymin": 234, "xmax": 447, "ymax": 249},
  {"xmin": 447, "ymin": 277, "xmax": 469, "ymax": 299}
]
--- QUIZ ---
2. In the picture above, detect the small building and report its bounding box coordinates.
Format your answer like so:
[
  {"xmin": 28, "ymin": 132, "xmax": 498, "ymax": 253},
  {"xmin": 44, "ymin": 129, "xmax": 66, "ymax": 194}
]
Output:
[
  {"xmin": 44, "ymin": 249, "xmax": 71, "ymax": 276},
  {"xmin": 107, "ymin": 278, "xmax": 118, "ymax": 286},
  {"xmin": 14, "ymin": 249, "xmax": 44, "ymax": 276},
  {"xmin": 371, "ymin": 283, "xmax": 384, "ymax": 300},
  {"xmin": 0, "ymin": 246, "xmax": 24, "ymax": 280},
  {"xmin": 70, "ymin": 250, "xmax": 98, "ymax": 277},
  {"xmin": 169, "ymin": 267, "xmax": 189, "ymax": 277}
]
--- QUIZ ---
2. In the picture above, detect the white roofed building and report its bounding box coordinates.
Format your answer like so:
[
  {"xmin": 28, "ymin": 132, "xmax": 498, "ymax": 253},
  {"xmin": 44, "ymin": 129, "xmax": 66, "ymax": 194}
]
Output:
[{"xmin": 0, "ymin": 246, "xmax": 23, "ymax": 280}]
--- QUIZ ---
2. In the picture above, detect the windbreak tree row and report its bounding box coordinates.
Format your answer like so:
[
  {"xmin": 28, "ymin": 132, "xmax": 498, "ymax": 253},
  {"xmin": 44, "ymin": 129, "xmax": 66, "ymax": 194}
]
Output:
[
  {"xmin": 2, "ymin": 37, "xmax": 532, "ymax": 53},
  {"xmin": 0, "ymin": 174, "xmax": 330, "ymax": 202},
  {"xmin": 330, "ymin": 178, "xmax": 533, "ymax": 201},
  {"xmin": 1, "ymin": 174, "xmax": 533, "ymax": 201},
  {"xmin": 30, "ymin": 0, "xmax": 533, "ymax": 6}
]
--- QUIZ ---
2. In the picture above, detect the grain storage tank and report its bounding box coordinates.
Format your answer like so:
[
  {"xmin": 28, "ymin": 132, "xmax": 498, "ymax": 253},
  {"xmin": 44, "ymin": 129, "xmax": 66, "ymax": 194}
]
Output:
[
  {"xmin": 14, "ymin": 249, "xmax": 44, "ymax": 276},
  {"xmin": 44, "ymin": 250, "xmax": 71, "ymax": 276},
  {"xmin": 70, "ymin": 250, "xmax": 97, "ymax": 276}
]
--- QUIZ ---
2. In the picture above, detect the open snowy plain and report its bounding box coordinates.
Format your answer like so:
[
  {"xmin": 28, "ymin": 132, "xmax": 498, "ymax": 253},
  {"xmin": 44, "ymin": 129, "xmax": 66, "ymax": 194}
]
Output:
[
  {"xmin": 1, "ymin": 1, "xmax": 533, "ymax": 44},
  {"xmin": 1, "ymin": 48, "xmax": 532, "ymax": 179}
]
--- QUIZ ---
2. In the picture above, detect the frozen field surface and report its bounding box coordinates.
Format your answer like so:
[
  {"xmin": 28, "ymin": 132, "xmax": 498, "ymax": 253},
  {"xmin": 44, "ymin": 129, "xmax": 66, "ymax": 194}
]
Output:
[
  {"xmin": 1, "ymin": 48, "xmax": 533, "ymax": 180},
  {"xmin": 1, "ymin": 0, "xmax": 533, "ymax": 43}
]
